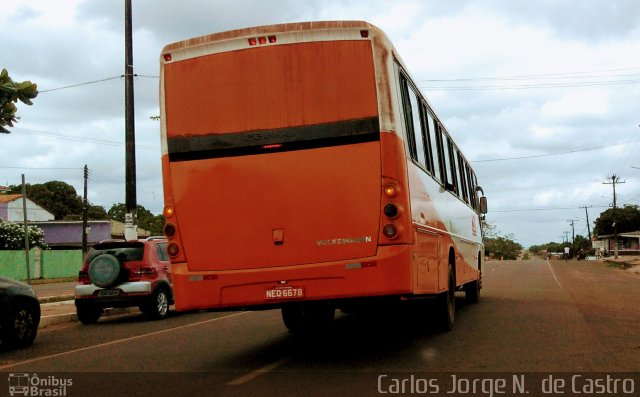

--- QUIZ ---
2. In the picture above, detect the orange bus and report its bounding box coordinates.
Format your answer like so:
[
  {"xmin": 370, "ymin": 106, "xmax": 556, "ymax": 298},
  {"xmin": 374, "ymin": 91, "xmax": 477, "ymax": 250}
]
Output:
[{"xmin": 159, "ymin": 21, "xmax": 487, "ymax": 332}]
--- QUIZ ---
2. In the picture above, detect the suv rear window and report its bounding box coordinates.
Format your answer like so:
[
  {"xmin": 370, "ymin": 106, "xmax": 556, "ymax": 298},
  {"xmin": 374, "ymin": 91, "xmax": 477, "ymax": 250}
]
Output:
[{"xmin": 86, "ymin": 242, "xmax": 145, "ymax": 263}]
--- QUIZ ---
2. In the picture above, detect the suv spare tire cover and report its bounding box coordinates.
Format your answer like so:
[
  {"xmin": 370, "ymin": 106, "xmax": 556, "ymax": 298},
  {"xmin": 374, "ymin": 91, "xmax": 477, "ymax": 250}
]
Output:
[{"xmin": 88, "ymin": 254, "xmax": 121, "ymax": 288}]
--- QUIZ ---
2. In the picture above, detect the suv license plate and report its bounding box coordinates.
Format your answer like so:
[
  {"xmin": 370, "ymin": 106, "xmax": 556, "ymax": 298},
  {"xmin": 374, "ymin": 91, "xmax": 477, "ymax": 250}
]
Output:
[
  {"xmin": 98, "ymin": 289, "xmax": 120, "ymax": 297},
  {"xmin": 265, "ymin": 286, "xmax": 304, "ymax": 300}
]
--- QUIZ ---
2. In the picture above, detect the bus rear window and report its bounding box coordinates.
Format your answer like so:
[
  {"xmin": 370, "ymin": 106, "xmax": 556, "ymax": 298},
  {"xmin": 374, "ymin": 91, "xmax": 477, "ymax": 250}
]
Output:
[
  {"xmin": 164, "ymin": 40, "xmax": 380, "ymax": 161},
  {"xmin": 165, "ymin": 40, "xmax": 377, "ymax": 135}
]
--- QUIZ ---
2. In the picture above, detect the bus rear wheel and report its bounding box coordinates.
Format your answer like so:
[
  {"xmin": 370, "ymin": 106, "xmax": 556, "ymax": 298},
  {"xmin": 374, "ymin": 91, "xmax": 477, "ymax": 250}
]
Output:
[
  {"xmin": 436, "ymin": 263, "xmax": 456, "ymax": 332},
  {"xmin": 281, "ymin": 303, "xmax": 335, "ymax": 333},
  {"xmin": 464, "ymin": 279, "xmax": 480, "ymax": 304}
]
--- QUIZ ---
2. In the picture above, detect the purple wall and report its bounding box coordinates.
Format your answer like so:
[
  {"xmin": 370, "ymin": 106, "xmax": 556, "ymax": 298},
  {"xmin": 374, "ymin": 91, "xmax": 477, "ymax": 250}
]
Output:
[
  {"xmin": 0, "ymin": 203, "xmax": 7, "ymax": 220},
  {"xmin": 31, "ymin": 221, "xmax": 111, "ymax": 246}
]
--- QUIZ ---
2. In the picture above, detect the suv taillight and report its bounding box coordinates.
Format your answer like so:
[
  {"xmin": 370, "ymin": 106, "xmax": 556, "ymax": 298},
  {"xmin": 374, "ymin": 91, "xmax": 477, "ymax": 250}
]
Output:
[
  {"xmin": 78, "ymin": 264, "xmax": 90, "ymax": 284},
  {"xmin": 132, "ymin": 267, "xmax": 157, "ymax": 276}
]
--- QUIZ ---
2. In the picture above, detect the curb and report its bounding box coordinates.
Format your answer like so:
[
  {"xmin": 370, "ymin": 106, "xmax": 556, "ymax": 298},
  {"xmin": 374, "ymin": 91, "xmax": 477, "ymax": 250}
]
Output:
[
  {"xmin": 39, "ymin": 295, "xmax": 74, "ymax": 304},
  {"xmin": 39, "ymin": 303, "xmax": 137, "ymax": 329}
]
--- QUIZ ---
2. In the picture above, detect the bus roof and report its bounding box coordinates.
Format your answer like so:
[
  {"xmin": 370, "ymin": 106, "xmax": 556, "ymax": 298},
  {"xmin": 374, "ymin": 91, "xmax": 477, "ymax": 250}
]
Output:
[
  {"xmin": 163, "ymin": 20, "xmax": 381, "ymax": 52},
  {"xmin": 159, "ymin": 20, "xmax": 411, "ymax": 73}
]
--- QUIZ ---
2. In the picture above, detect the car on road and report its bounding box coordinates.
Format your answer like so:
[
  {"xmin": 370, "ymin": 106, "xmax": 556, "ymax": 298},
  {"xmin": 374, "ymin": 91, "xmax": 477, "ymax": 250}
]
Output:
[
  {"xmin": 0, "ymin": 277, "xmax": 41, "ymax": 349},
  {"xmin": 74, "ymin": 237, "xmax": 173, "ymax": 324}
]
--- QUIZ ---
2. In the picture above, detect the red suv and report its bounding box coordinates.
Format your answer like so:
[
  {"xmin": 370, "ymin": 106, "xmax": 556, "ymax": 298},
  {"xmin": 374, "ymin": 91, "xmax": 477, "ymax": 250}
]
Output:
[{"xmin": 74, "ymin": 237, "xmax": 172, "ymax": 324}]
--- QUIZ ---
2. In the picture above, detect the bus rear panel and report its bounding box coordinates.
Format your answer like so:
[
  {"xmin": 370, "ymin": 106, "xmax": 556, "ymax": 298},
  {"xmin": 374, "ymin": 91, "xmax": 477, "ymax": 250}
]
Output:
[{"xmin": 161, "ymin": 23, "xmax": 414, "ymax": 311}]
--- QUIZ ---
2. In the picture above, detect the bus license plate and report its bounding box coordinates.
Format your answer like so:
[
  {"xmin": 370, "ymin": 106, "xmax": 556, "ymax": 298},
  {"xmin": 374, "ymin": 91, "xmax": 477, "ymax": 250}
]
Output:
[
  {"xmin": 265, "ymin": 286, "xmax": 304, "ymax": 300},
  {"xmin": 98, "ymin": 289, "xmax": 120, "ymax": 297}
]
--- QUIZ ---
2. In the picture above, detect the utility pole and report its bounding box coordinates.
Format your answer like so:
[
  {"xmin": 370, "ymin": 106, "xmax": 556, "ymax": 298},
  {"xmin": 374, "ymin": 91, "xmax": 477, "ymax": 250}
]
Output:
[
  {"xmin": 582, "ymin": 206, "xmax": 592, "ymax": 242},
  {"xmin": 563, "ymin": 231, "xmax": 570, "ymax": 245},
  {"xmin": 124, "ymin": 0, "xmax": 137, "ymax": 240},
  {"xmin": 567, "ymin": 219, "xmax": 579, "ymax": 245},
  {"xmin": 603, "ymin": 174, "xmax": 625, "ymax": 258},
  {"xmin": 21, "ymin": 174, "xmax": 31, "ymax": 285},
  {"xmin": 82, "ymin": 165, "xmax": 89, "ymax": 259}
]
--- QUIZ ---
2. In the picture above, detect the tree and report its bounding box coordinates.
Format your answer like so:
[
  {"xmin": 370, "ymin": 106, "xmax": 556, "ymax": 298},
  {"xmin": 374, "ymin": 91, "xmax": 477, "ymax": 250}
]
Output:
[
  {"xmin": 108, "ymin": 203, "xmax": 165, "ymax": 236},
  {"xmin": 87, "ymin": 205, "xmax": 108, "ymax": 220},
  {"xmin": 63, "ymin": 205, "xmax": 108, "ymax": 221},
  {"xmin": 530, "ymin": 241, "xmax": 565, "ymax": 255},
  {"xmin": 482, "ymin": 222, "xmax": 523, "ymax": 260},
  {"xmin": 8, "ymin": 181, "xmax": 82, "ymax": 220},
  {"xmin": 9, "ymin": 181, "xmax": 109, "ymax": 221},
  {"xmin": 531, "ymin": 235, "xmax": 592, "ymax": 256},
  {"xmin": 0, "ymin": 220, "xmax": 47, "ymax": 250},
  {"xmin": 573, "ymin": 235, "xmax": 592, "ymax": 253},
  {"xmin": 0, "ymin": 69, "xmax": 38, "ymax": 133},
  {"xmin": 593, "ymin": 205, "xmax": 640, "ymax": 236}
]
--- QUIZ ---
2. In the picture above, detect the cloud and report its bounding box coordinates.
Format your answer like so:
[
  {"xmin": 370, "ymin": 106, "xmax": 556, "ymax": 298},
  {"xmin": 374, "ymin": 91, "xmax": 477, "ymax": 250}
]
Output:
[{"xmin": 2, "ymin": 0, "xmax": 639, "ymax": 248}]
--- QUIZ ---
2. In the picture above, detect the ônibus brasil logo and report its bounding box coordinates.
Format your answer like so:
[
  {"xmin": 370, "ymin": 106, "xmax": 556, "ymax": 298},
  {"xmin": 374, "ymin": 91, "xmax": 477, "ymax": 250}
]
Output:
[{"xmin": 8, "ymin": 373, "xmax": 73, "ymax": 397}]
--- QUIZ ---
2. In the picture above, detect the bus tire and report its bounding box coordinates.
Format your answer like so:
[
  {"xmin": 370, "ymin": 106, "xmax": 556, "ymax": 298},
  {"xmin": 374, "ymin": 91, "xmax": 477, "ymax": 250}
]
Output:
[
  {"xmin": 437, "ymin": 263, "xmax": 456, "ymax": 332},
  {"xmin": 464, "ymin": 280, "xmax": 480, "ymax": 304},
  {"xmin": 282, "ymin": 303, "xmax": 335, "ymax": 333}
]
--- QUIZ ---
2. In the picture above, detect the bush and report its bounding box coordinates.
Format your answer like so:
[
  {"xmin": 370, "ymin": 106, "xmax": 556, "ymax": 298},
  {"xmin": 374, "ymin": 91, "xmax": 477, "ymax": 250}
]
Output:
[{"xmin": 0, "ymin": 220, "xmax": 47, "ymax": 250}]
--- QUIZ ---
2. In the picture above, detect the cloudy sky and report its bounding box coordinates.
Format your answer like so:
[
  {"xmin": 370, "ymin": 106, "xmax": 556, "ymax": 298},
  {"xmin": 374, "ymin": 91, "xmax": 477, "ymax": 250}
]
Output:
[{"xmin": 2, "ymin": 0, "xmax": 639, "ymax": 247}]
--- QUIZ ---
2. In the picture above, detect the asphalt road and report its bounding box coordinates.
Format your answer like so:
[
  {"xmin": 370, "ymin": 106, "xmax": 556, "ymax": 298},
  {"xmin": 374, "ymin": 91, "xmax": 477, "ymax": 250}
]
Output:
[{"xmin": 1, "ymin": 259, "xmax": 639, "ymax": 397}]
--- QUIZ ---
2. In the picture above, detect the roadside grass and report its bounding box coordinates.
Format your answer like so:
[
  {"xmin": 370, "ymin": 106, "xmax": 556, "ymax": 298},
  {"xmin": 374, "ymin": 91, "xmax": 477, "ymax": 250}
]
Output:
[{"xmin": 605, "ymin": 261, "xmax": 631, "ymax": 269}]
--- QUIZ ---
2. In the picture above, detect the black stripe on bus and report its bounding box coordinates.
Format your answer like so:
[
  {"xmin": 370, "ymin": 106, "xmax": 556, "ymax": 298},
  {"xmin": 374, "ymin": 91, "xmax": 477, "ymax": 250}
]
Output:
[{"xmin": 167, "ymin": 117, "xmax": 380, "ymax": 162}]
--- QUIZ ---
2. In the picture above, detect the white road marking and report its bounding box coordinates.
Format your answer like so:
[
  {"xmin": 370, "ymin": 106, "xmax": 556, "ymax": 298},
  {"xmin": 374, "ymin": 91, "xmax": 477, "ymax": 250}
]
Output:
[
  {"xmin": 0, "ymin": 312, "xmax": 247, "ymax": 370},
  {"xmin": 546, "ymin": 260, "xmax": 563, "ymax": 289},
  {"xmin": 227, "ymin": 356, "xmax": 294, "ymax": 386}
]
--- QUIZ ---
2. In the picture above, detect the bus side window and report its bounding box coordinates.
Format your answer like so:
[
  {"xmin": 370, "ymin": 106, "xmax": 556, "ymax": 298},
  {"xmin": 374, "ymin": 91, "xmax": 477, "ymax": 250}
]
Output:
[
  {"xmin": 426, "ymin": 111, "xmax": 442, "ymax": 183},
  {"xmin": 399, "ymin": 76, "xmax": 417, "ymax": 160},
  {"xmin": 456, "ymin": 150, "xmax": 469, "ymax": 204},
  {"xmin": 464, "ymin": 161, "xmax": 475, "ymax": 207},
  {"xmin": 452, "ymin": 147, "xmax": 463, "ymax": 199},
  {"xmin": 407, "ymin": 87, "xmax": 427, "ymax": 169},
  {"xmin": 420, "ymin": 102, "xmax": 433, "ymax": 174},
  {"xmin": 447, "ymin": 137, "xmax": 460, "ymax": 196},
  {"xmin": 441, "ymin": 129, "xmax": 456, "ymax": 193}
]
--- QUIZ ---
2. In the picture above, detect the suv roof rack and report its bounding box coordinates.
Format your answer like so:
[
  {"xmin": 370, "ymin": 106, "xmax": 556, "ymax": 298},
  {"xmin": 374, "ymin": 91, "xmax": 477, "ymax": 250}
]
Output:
[
  {"xmin": 145, "ymin": 236, "xmax": 167, "ymax": 241},
  {"xmin": 97, "ymin": 239, "xmax": 126, "ymax": 244}
]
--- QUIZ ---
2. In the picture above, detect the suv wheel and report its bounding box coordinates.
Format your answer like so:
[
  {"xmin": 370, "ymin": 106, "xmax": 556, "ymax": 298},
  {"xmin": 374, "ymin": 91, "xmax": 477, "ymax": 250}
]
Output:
[
  {"xmin": 1, "ymin": 301, "xmax": 39, "ymax": 348},
  {"xmin": 140, "ymin": 286, "xmax": 170, "ymax": 320},
  {"xmin": 76, "ymin": 305, "xmax": 102, "ymax": 325}
]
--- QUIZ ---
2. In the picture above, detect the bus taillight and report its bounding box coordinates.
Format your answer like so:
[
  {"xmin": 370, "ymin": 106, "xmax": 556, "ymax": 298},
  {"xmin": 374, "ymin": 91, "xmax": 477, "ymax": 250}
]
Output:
[
  {"xmin": 163, "ymin": 205, "xmax": 175, "ymax": 218},
  {"xmin": 248, "ymin": 36, "xmax": 277, "ymax": 46},
  {"xmin": 383, "ymin": 184, "xmax": 397, "ymax": 198},
  {"xmin": 167, "ymin": 243, "xmax": 180, "ymax": 257},
  {"xmin": 164, "ymin": 223, "xmax": 176, "ymax": 238},
  {"xmin": 380, "ymin": 180, "xmax": 404, "ymax": 241},
  {"xmin": 382, "ymin": 224, "xmax": 398, "ymax": 239},
  {"xmin": 383, "ymin": 203, "xmax": 399, "ymax": 219}
]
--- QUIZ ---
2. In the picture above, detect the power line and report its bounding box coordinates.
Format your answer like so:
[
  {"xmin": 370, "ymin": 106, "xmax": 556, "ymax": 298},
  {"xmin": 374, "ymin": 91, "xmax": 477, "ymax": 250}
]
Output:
[
  {"xmin": 471, "ymin": 139, "xmax": 640, "ymax": 163},
  {"xmin": 39, "ymin": 74, "xmax": 158, "ymax": 93},
  {"xmin": 418, "ymin": 66, "xmax": 640, "ymax": 82},
  {"xmin": 12, "ymin": 127, "xmax": 160, "ymax": 151},
  {"xmin": 490, "ymin": 205, "xmax": 610, "ymax": 213},
  {"xmin": 0, "ymin": 165, "xmax": 80, "ymax": 170},
  {"xmin": 421, "ymin": 79, "xmax": 640, "ymax": 91},
  {"xmin": 39, "ymin": 76, "xmax": 123, "ymax": 93},
  {"xmin": 418, "ymin": 66, "xmax": 640, "ymax": 81}
]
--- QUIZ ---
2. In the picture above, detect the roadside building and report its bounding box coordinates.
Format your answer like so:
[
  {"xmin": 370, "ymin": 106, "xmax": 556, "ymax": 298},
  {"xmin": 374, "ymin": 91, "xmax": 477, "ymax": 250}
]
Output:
[
  {"xmin": 0, "ymin": 194, "xmax": 55, "ymax": 222},
  {"xmin": 596, "ymin": 231, "xmax": 640, "ymax": 256}
]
